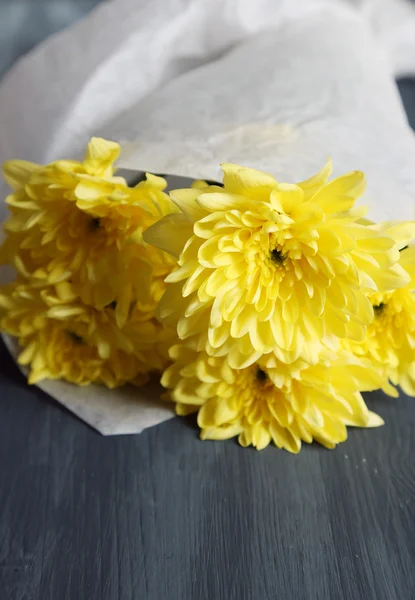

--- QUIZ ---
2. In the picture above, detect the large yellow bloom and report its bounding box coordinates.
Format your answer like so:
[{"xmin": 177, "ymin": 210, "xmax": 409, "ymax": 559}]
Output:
[
  {"xmin": 345, "ymin": 244, "xmax": 415, "ymax": 397},
  {"xmin": 145, "ymin": 161, "xmax": 410, "ymax": 368},
  {"xmin": 0, "ymin": 280, "xmax": 174, "ymax": 387},
  {"xmin": 1, "ymin": 137, "xmax": 177, "ymax": 326},
  {"xmin": 162, "ymin": 341, "xmax": 385, "ymax": 452}
]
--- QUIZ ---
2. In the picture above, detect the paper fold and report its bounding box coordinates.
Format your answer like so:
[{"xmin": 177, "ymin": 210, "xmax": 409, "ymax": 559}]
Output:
[
  {"xmin": 1, "ymin": 0, "xmax": 415, "ymax": 170},
  {"xmin": 112, "ymin": 15, "xmax": 415, "ymax": 224}
]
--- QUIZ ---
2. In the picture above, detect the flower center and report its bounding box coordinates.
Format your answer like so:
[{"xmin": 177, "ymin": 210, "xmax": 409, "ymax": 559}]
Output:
[
  {"xmin": 373, "ymin": 302, "xmax": 386, "ymax": 315},
  {"xmin": 90, "ymin": 217, "xmax": 101, "ymax": 231},
  {"xmin": 66, "ymin": 331, "xmax": 85, "ymax": 344},
  {"xmin": 256, "ymin": 367, "xmax": 268, "ymax": 382},
  {"xmin": 270, "ymin": 248, "xmax": 285, "ymax": 265}
]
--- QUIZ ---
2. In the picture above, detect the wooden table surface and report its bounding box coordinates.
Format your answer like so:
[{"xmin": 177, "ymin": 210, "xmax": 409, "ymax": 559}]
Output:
[
  {"xmin": 1, "ymin": 337, "xmax": 415, "ymax": 600},
  {"xmin": 1, "ymin": 75, "xmax": 415, "ymax": 599}
]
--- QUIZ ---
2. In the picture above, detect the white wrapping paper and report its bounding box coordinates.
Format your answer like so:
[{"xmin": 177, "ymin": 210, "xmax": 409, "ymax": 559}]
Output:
[
  {"xmin": 113, "ymin": 14, "xmax": 415, "ymax": 224},
  {"xmin": 1, "ymin": 0, "xmax": 415, "ymax": 435},
  {"xmin": 1, "ymin": 0, "xmax": 415, "ymax": 168}
]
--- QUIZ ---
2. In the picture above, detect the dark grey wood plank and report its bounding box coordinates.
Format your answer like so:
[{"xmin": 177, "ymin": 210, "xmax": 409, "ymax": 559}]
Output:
[{"xmin": 0, "ymin": 337, "xmax": 415, "ymax": 600}]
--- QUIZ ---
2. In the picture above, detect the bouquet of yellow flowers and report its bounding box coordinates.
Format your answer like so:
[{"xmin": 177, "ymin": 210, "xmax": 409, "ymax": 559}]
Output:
[
  {"xmin": 1, "ymin": 138, "xmax": 414, "ymax": 452},
  {"xmin": 0, "ymin": 138, "xmax": 177, "ymax": 388}
]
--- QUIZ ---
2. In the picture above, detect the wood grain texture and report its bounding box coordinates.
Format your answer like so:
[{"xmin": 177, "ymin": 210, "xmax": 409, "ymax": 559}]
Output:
[{"xmin": 1, "ymin": 337, "xmax": 415, "ymax": 600}]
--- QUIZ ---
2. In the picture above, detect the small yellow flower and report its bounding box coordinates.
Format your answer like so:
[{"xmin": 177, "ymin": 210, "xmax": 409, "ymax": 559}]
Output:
[
  {"xmin": 145, "ymin": 161, "xmax": 411, "ymax": 368},
  {"xmin": 0, "ymin": 280, "xmax": 174, "ymax": 387},
  {"xmin": 162, "ymin": 342, "xmax": 384, "ymax": 452},
  {"xmin": 1, "ymin": 138, "xmax": 177, "ymax": 326},
  {"xmin": 345, "ymin": 244, "xmax": 415, "ymax": 397}
]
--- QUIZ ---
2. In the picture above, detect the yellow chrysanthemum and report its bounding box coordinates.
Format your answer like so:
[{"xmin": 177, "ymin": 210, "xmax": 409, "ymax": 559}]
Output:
[
  {"xmin": 1, "ymin": 137, "xmax": 177, "ymax": 326},
  {"xmin": 145, "ymin": 161, "xmax": 410, "ymax": 368},
  {"xmin": 0, "ymin": 280, "xmax": 174, "ymax": 387},
  {"xmin": 345, "ymin": 244, "xmax": 415, "ymax": 397},
  {"xmin": 162, "ymin": 342, "xmax": 385, "ymax": 452}
]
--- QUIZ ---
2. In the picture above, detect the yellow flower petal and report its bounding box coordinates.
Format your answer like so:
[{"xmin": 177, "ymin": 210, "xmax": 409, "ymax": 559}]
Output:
[
  {"xmin": 83, "ymin": 137, "xmax": 120, "ymax": 176},
  {"xmin": 298, "ymin": 158, "xmax": 332, "ymax": 198},
  {"xmin": 375, "ymin": 221, "xmax": 415, "ymax": 250},
  {"xmin": 144, "ymin": 214, "xmax": 193, "ymax": 257},
  {"xmin": 3, "ymin": 160, "xmax": 41, "ymax": 190},
  {"xmin": 197, "ymin": 397, "xmax": 239, "ymax": 428},
  {"xmin": 366, "ymin": 411, "xmax": 385, "ymax": 428},
  {"xmin": 270, "ymin": 183, "xmax": 304, "ymax": 214},
  {"xmin": 221, "ymin": 163, "xmax": 277, "ymax": 199},
  {"xmin": 169, "ymin": 188, "xmax": 209, "ymax": 221},
  {"xmin": 200, "ymin": 423, "xmax": 243, "ymax": 441}
]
